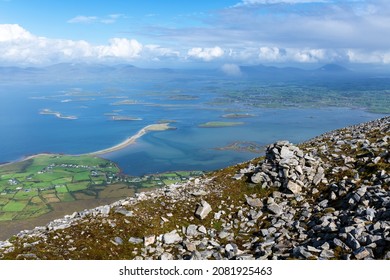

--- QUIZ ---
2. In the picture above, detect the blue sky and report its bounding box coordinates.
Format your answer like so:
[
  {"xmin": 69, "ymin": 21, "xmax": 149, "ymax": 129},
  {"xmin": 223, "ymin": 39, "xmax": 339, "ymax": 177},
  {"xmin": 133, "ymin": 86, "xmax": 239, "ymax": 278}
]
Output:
[{"xmin": 0, "ymin": 0, "xmax": 390, "ymax": 67}]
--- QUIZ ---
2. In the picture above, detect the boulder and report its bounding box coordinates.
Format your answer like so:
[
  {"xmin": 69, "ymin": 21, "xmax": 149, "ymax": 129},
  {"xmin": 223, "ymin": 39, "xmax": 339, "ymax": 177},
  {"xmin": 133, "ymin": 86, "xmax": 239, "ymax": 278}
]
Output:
[{"xmin": 195, "ymin": 200, "xmax": 212, "ymax": 220}]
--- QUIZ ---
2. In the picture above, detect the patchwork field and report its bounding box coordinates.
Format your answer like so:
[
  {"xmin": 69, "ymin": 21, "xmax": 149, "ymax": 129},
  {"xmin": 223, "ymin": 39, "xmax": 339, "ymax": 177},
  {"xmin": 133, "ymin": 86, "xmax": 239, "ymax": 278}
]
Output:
[{"xmin": 0, "ymin": 154, "xmax": 202, "ymax": 222}]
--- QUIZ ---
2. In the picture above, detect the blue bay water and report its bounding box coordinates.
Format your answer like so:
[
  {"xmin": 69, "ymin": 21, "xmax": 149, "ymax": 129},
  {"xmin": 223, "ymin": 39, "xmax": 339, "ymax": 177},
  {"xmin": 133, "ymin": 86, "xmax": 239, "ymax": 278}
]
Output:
[{"xmin": 0, "ymin": 83, "xmax": 385, "ymax": 175}]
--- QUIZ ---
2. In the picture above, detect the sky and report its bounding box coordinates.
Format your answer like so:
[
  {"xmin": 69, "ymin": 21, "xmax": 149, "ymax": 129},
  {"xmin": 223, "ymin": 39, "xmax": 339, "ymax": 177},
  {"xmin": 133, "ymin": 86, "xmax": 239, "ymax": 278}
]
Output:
[{"xmin": 0, "ymin": 0, "xmax": 390, "ymax": 68}]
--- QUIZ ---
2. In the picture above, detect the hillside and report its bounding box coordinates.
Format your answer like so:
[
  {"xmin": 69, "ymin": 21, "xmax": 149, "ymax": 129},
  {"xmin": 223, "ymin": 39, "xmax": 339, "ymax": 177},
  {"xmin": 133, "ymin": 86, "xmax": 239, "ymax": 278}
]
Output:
[{"xmin": 0, "ymin": 116, "xmax": 389, "ymax": 260}]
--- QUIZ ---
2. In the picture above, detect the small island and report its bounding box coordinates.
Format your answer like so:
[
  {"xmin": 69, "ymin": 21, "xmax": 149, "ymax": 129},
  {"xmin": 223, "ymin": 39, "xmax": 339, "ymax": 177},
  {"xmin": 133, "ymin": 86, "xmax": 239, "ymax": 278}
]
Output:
[
  {"xmin": 111, "ymin": 99, "xmax": 138, "ymax": 106},
  {"xmin": 215, "ymin": 141, "xmax": 264, "ymax": 153},
  {"xmin": 110, "ymin": 116, "xmax": 143, "ymax": 121},
  {"xmin": 39, "ymin": 109, "xmax": 78, "ymax": 120},
  {"xmin": 198, "ymin": 121, "xmax": 244, "ymax": 128},
  {"xmin": 222, "ymin": 113, "xmax": 256, "ymax": 119}
]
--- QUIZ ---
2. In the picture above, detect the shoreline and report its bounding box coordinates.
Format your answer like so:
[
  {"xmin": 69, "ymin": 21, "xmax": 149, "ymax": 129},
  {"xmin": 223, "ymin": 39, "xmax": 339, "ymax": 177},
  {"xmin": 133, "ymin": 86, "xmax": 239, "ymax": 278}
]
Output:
[
  {"xmin": 86, "ymin": 123, "xmax": 173, "ymax": 156},
  {"xmin": 0, "ymin": 123, "xmax": 173, "ymax": 167}
]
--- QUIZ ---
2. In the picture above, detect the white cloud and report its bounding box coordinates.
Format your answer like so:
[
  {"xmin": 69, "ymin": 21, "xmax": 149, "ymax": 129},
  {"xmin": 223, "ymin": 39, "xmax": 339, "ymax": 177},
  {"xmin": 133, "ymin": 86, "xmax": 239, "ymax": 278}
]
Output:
[
  {"xmin": 96, "ymin": 38, "xmax": 142, "ymax": 58},
  {"xmin": 221, "ymin": 63, "xmax": 242, "ymax": 76},
  {"xmin": 0, "ymin": 24, "xmax": 143, "ymax": 65},
  {"xmin": 67, "ymin": 16, "xmax": 98, "ymax": 24},
  {"xmin": 144, "ymin": 44, "xmax": 180, "ymax": 59},
  {"xmin": 0, "ymin": 24, "xmax": 34, "ymax": 42},
  {"xmin": 187, "ymin": 46, "xmax": 224, "ymax": 61},
  {"xmin": 259, "ymin": 47, "xmax": 284, "ymax": 61}
]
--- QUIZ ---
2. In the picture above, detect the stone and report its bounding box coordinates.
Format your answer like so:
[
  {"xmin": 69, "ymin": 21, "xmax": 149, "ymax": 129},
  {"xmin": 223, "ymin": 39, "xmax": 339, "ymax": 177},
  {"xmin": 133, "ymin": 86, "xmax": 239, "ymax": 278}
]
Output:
[
  {"xmin": 184, "ymin": 241, "xmax": 196, "ymax": 252},
  {"xmin": 268, "ymin": 203, "xmax": 282, "ymax": 215},
  {"xmin": 186, "ymin": 224, "xmax": 198, "ymax": 236},
  {"xmin": 307, "ymin": 246, "xmax": 321, "ymax": 253},
  {"xmin": 129, "ymin": 237, "xmax": 143, "ymax": 244},
  {"xmin": 100, "ymin": 205, "xmax": 111, "ymax": 216},
  {"xmin": 144, "ymin": 235, "xmax": 156, "ymax": 246},
  {"xmin": 113, "ymin": 237, "xmax": 123, "ymax": 245},
  {"xmin": 286, "ymin": 181, "xmax": 302, "ymax": 194},
  {"xmin": 354, "ymin": 247, "xmax": 370, "ymax": 260},
  {"xmin": 115, "ymin": 208, "xmax": 133, "ymax": 217},
  {"xmin": 163, "ymin": 230, "xmax": 182, "ymax": 245},
  {"xmin": 218, "ymin": 231, "xmax": 230, "ymax": 239},
  {"xmin": 198, "ymin": 225, "xmax": 207, "ymax": 234},
  {"xmin": 160, "ymin": 252, "xmax": 174, "ymax": 260},
  {"xmin": 313, "ymin": 168, "xmax": 324, "ymax": 186},
  {"xmin": 195, "ymin": 200, "xmax": 212, "ymax": 220},
  {"xmin": 246, "ymin": 197, "xmax": 263, "ymax": 208},
  {"xmin": 251, "ymin": 173, "xmax": 263, "ymax": 184},
  {"xmin": 16, "ymin": 253, "xmax": 39, "ymax": 260},
  {"xmin": 346, "ymin": 233, "xmax": 361, "ymax": 251},
  {"xmin": 320, "ymin": 249, "xmax": 335, "ymax": 259},
  {"xmin": 280, "ymin": 146, "xmax": 294, "ymax": 159}
]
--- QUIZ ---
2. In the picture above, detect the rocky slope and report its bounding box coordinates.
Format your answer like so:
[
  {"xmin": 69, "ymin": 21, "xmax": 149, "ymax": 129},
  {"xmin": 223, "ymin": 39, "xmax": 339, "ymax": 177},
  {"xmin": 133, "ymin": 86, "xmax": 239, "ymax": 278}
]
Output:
[{"xmin": 0, "ymin": 116, "xmax": 389, "ymax": 260}]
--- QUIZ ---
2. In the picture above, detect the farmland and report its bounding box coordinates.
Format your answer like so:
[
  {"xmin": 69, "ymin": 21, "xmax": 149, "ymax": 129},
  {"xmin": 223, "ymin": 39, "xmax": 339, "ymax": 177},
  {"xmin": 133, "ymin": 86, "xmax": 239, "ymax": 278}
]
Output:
[{"xmin": 0, "ymin": 154, "xmax": 202, "ymax": 222}]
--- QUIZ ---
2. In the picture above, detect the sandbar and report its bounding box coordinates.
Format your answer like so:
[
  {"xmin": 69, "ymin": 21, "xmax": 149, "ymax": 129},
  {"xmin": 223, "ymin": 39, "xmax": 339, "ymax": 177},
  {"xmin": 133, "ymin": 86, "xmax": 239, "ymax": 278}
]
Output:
[{"xmin": 87, "ymin": 123, "xmax": 173, "ymax": 156}]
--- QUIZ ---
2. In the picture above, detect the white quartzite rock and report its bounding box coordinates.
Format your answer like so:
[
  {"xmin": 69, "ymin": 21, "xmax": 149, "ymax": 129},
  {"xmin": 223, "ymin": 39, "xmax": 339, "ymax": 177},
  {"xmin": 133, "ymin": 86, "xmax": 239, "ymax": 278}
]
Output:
[
  {"xmin": 163, "ymin": 230, "xmax": 182, "ymax": 245},
  {"xmin": 195, "ymin": 200, "xmax": 212, "ymax": 220}
]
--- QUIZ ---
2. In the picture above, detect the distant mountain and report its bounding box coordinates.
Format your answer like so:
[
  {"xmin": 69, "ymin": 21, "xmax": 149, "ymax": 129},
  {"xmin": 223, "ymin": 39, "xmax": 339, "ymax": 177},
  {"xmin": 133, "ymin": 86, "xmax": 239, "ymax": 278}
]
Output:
[{"xmin": 316, "ymin": 64, "xmax": 350, "ymax": 73}]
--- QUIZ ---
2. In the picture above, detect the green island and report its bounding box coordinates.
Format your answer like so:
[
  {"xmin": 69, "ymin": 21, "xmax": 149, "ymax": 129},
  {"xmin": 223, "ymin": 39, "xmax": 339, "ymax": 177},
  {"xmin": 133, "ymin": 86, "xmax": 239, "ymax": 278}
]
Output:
[
  {"xmin": 198, "ymin": 121, "xmax": 244, "ymax": 128},
  {"xmin": 222, "ymin": 113, "xmax": 256, "ymax": 119},
  {"xmin": 0, "ymin": 154, "xmax": 202, "ymax": 222},
  {"xmin": 215, "ymin": 141, "xmax": 265, "ymax": 153},
  {"xmin": 110, "ymin": 116, "xmax": 143, "ymax": 121}
]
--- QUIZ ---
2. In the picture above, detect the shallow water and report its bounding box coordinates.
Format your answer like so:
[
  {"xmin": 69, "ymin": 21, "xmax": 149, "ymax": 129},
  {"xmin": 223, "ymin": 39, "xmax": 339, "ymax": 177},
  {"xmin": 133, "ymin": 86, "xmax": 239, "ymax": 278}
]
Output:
[{"xmin": 0, "ymin": 82, "xmax": 385, "ymax": 176}]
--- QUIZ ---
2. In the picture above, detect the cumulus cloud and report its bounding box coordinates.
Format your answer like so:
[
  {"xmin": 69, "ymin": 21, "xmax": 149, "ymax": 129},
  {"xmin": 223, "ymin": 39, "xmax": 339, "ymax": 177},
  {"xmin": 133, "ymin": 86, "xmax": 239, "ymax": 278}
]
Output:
[
  {"xmin": 0, "ymin": 24, "xmax": 34, "ymax": 42},
  {"xmin": 187, "ymin": 46, "xmax": 224, "ymax": 61},
  {"xmin": 96, "ymin": 38, "xmax": 142, "ymax": 58},
  {"xmin": 0, "ymin": 24, "xmax": 143, "ymax": 65},
  {"xmin": 221, "ymin": 63, "xmax": 242, "ymax": 76}
]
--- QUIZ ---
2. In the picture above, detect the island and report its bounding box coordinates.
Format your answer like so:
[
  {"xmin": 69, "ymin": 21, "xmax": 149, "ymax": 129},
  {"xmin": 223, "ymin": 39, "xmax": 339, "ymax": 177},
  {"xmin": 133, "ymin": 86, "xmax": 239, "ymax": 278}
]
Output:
[
  {"xmin": 39, "ymin": 109, "xmax": 78, "ymax": 120},
  {"xmin": 222, "ymin": 113, "xmax": 256, "ymax": 119},
  {"xmin": 198, "ymin": 121, "xmax": 244, "ymax": 128},
  {"xmin": 111, "ymin": 99, "xmax": 138, "ymax": 105},
  {"xmin": 110, "ymin": 116, "xmax": 143, "ymax": 121},
  {"xmin": 215, "ymin": 141, "xmax": 264, "ymax": 153}
]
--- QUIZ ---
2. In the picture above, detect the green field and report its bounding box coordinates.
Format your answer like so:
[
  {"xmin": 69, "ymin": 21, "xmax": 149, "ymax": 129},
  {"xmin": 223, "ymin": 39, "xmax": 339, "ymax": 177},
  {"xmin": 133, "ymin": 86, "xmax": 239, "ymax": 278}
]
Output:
[
  {"xmin": 2, "ymin": 200, "xmax": 29, "ymax": 212},
  {"xmin": 0, "ymin": 154, "xmax": 119, "ymax": 221},
  {"xmin": 0, "ymin": 154, "xmax": 202, "ymax": 222}
]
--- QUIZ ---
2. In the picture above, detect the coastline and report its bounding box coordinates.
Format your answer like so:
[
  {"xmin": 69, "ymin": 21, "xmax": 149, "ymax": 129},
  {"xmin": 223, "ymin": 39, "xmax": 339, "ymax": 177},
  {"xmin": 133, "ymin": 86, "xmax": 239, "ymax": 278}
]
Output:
[{"xmin": 0, "ymin": 123, "xmax": 173, "ymax": 167}]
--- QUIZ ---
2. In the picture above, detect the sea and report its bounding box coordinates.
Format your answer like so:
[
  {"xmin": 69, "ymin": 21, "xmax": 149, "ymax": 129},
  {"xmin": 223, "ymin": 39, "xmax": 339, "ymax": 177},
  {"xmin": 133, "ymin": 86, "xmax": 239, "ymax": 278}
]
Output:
[{"xmin": 0, "ymin": 78, "xmax": 386, "ymax": 176}]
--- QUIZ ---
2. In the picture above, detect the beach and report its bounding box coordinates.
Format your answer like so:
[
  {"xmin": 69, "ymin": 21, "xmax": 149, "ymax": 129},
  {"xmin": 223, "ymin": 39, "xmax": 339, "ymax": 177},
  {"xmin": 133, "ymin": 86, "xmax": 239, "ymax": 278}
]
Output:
[{"xmin": 87, "ymin": 123, "xmax": 172, "ymax": 156}]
